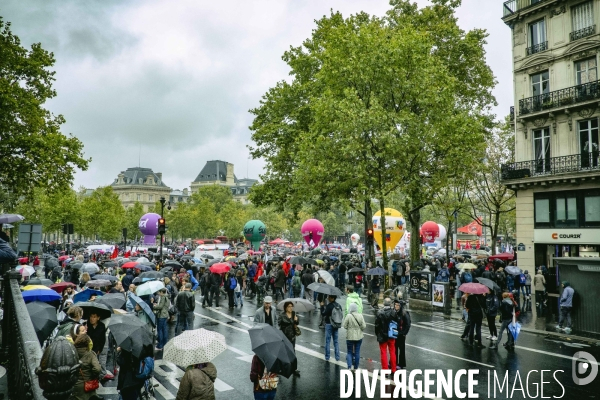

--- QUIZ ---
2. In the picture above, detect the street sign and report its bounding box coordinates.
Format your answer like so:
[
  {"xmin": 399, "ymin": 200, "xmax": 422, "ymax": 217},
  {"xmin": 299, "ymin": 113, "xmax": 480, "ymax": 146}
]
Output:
[
  {"xmin": 17, "ymin": 223, "xmax": 42, "ymax": 253},
  {"xmin": 517, "ymin": 243, "xmax": 526, "ymax": 251}
]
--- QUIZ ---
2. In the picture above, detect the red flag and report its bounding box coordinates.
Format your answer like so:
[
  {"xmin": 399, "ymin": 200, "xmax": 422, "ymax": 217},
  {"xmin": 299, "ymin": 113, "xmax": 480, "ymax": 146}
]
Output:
[
  {"xmin": 124, "ymin": 250, "xmax": 131, "ymax": 258},
  {"xmin": 111, "ymin": 246, "xmax": 118, "ymax": 259}
]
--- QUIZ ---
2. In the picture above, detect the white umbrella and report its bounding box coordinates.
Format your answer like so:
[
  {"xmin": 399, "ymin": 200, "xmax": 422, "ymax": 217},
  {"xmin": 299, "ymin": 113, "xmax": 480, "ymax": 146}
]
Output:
[
  {"xmin": 82, "ymin": 263, "xmax": 100, "ymax": 274},
  {"xmin": 17, "ymin": 265, "xmax": 36, "ymax": 276},
  {"xmin": 137, "ymin": 257, "xmax": 149, "ymax": 263},
  {"xmin": 316, "ymin": 270, "xmax": 335, "ymax": 286},
  {"xmin": 136, "ymin": 280, "xmax": 165, "ymax": 296},
  {"xmin": 163, "ymin": 328, "xmax": 227, "ymax": 367},
  {"xmin": 0, "ymin": 214, "xmax": 24, "ymax": 224},
  {"xmin": 276, "ymin": 298, "xmax": 314, "ymax": 312}
]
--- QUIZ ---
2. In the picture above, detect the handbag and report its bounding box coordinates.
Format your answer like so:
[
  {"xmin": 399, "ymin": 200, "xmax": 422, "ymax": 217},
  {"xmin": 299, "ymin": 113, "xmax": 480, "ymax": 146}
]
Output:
[
  {"xmin": 294, "ymin": 325, "xmax": 301, "ymax": 336},
  {"xmin": 84, "ymin": 379, "xmax": 99, "ymax": 392}
]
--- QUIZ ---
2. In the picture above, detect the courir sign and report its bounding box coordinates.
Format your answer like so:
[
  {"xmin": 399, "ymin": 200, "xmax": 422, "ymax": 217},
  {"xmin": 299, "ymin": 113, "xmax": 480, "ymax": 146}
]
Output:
[{"xmin": 534, "ymin": 229, "xmax": 600, "ymax": 244}]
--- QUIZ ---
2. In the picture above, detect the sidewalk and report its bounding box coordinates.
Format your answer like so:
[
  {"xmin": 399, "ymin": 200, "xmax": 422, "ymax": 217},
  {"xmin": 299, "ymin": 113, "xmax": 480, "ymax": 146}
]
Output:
[{"xmin": 408, "ymin": 301, "xmax": 600, "ymax": 345}]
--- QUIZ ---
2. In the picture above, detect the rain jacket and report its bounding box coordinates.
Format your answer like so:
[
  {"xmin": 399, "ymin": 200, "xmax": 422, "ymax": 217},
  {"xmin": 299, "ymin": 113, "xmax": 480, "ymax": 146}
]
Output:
[
  {"xmin": 176, "ymin": 363, "xmax": 217, "ymax": 400},
  {"xmin": 533, "ymin": 271, "xmax": 546, "ymax": 291},
  {"xmin": 499, "ymin": 298, "xmax": 515, "ymax": 321},
  {"xmin": 342, "ymin": 311, "xmax": 366, "ymax": 341},
  {"xmin": 70, "ymin": 345, "xmax": 102, "ymax": 400},
  {"xmin": 374, "ymin": 306, "xmax": 396, "ymax": 343},
  {"xmin": 0, "ymin": 238, "xmax": 16, "ymax": 263},
  {"xmin": 122, "ymin": 270, "xmax": 134, "ymax": 291},
  {"xmin": 187, "ymin": 270, "xmax": 199, "ymax": 290},
  {"xmin": 153, "ymin": 294, "xmax": 170, "ymax": 319},
  {"xmin": 344, "ymin": 293, "xmax": 363, "ymax": 316},
  {"xmin": 560, "ymin": 282, "xmax": 574, "ymax": 307}
]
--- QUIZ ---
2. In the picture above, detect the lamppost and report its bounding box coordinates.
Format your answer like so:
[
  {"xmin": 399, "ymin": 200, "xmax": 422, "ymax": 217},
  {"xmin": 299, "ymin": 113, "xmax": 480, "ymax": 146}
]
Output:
[{"xmin": 158, "ymin": 196, "xmax": 171, "ymax": 262}]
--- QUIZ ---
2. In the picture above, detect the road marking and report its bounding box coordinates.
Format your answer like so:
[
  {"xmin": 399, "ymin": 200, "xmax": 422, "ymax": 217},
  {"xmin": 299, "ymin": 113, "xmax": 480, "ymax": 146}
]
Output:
[
  {"xmin": 194, "ymin": 312, "xmax": 249, "ymax": 334},
  {"xmin": 299, "ymin": 325, "xmax": 319, "ymax": 333},
  {"xmin": 227, "ymin": 345, "xmax": 251, "ymax": 356},
  {"xmin": 0, "ymin": 366, "xmax": 5, "ymax": 379},
  {"xmin": 406, "ymin": 344, "xmax": 494, "ymax": 368},
  {"xmin": 197, "ymin": 301, "xmax": 254, "ymax": 328},
  {"xmin": 97, "ymin": 384, "xmax": 118, "ymax": 395},
  {"xmin": 214, "ymin": 378, "xmax": 234, "ymax": 391}
]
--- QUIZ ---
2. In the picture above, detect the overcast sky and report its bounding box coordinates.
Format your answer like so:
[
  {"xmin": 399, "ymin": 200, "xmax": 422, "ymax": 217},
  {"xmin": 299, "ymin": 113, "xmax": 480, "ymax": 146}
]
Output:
[{"xmin": 2, "ymin": 0, "xmax": 511, "ymax": 192}]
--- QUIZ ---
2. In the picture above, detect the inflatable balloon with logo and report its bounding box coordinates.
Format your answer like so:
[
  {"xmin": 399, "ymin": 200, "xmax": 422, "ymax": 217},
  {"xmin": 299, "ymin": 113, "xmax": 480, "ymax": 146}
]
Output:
[
  {"xmin": 139, "ymin": 213, "xmax": 160, "ymax": 245},
  {"xmin": 372, "ymin": 208, "xmax": 406, "ymax": 250},
  {"xmin": 301, "ymin": 219, "xmax": 324, "ymax": 248},
  {"xmin": 243, "ymin": 220, "xmax": 266, "ymax": 250}
]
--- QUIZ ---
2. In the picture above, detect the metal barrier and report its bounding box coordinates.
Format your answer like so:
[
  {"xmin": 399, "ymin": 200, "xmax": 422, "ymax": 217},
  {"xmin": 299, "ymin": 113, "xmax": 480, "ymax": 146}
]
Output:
[{"xmin": 1, "ymin": 271, "xmax": 45, "ymax": 400}]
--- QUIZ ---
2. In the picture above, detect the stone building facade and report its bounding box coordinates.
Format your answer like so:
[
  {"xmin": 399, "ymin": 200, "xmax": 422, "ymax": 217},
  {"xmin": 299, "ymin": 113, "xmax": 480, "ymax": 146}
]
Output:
[
  {"xmin": 190, "ymin": 160, "xmax": 257, "ymax": 204},
  {"xmin": 501, "ymin": 0, "xmax": 600, "ymax": 280},
  {"xmin": 111, "ymin": 167, "xmax": 172, "ymax": 211}
]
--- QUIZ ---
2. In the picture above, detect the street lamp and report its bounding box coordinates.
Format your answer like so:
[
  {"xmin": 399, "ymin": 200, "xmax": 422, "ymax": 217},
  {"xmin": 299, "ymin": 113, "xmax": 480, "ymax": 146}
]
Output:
[{"xmin": 158, "ymin": 196, "xmax": 171, "ymax": 262}]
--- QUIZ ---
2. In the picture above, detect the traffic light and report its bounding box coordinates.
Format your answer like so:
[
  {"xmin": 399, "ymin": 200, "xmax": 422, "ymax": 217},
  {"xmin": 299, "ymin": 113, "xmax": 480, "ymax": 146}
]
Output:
[
  {"xmin": 366, "ymin": 228, "xmax": 374, "ymax": 243},
  {"xmin": 158, "ymin": 218, "xmax": 166, "ymax": 235},
  {"xmin": 62, "ymin": 224, "xmax": 68, "ymax": 234}
]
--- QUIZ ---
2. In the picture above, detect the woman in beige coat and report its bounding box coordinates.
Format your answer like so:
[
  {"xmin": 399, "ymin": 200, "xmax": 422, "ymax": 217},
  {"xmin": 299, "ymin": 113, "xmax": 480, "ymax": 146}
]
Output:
[{"xmin": 342, "ymin": 302, "xmax": 366, "ymax": 370}]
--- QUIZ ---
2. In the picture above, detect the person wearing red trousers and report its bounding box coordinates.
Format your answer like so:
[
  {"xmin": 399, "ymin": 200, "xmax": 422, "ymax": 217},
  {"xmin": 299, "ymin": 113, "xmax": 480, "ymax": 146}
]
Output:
[{"xmin": 374, "ymin": 298, "xmax": 396, "ymax": 371}]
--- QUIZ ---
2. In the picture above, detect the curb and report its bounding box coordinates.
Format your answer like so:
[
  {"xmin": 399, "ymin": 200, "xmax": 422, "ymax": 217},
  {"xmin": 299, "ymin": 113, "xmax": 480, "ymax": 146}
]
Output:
[{"xmin": 407, "ymin": 307, "xmax": 600, "ymax": 345}]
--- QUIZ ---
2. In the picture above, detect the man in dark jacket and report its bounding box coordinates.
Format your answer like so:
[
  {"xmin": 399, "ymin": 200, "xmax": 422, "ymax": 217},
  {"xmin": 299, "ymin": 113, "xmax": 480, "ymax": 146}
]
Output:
[
  {"xmin": 87, "ymin": 312, "xmax": 113, "ymax": 380},
  {"xmin": 465, "ymin": 294, "xmax": 485, "ymax": 347},
  {"xmin": 175, "ymin": 283, "xmax": 195, "ymax": 335},
  {"xmin": 375, "ymin": 298, "xmax": 397, "ymax": 371},
  {"xmin": 393, "ymin": 300, "xmax": 411, "ymax": 370},
  {"xmin": 208, "ymin": 273, "xmax": 222, "ymax": 308},
  {"xmin": 122, "ymin": 269, "xmax": 134, "ymax": 292},
  {"xmin": 0, "ymin": 238, "xmax": 16, "ymax": 264},
  {"xmin": 301, "ymin": 268, "xmax": 315, "ymax": 303},
  {"xmin": 320, "ymin": 295, "xmax": 340, "ymax": 362},
  {"xmin": 201, "ymin": 270, "xmax": 212, "ymax": 307}
]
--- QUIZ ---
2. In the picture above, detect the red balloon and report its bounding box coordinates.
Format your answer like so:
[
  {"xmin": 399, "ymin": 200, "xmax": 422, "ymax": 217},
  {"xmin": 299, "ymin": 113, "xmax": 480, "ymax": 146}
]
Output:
[{"xmin": 420, "ymin": 221, "xmax": 440, "ymax": 243}]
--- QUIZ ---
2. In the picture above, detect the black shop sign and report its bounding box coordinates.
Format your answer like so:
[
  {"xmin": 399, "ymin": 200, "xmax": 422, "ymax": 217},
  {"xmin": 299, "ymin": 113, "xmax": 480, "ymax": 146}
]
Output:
[{"xmin": 409, "ymin": 272, "xmax": 431, "ymax": 296}]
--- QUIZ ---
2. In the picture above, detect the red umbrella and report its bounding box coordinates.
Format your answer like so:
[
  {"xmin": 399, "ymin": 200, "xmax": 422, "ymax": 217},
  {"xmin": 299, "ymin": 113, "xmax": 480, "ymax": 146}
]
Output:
[
  {"xmin": 121, "ymin": 261, "xmax": 140, "ymax": 269},
  {"xmin": 458, "ymin": 282, "xmax": 489, "ymax": 294},
  {"xmin": 488, "ymin": 252, "xmax": 515, "ymax": 261},
  {"xmin": 209, "ymin": 263, "xmax": 231, "ymax": 274},
  {"xmin": 49, "ymin": 281, "xmax": 77, "ymax": 293},
  {"xmin": 58, "ymin": 255, "xmax": 69, "ymax": 261}
]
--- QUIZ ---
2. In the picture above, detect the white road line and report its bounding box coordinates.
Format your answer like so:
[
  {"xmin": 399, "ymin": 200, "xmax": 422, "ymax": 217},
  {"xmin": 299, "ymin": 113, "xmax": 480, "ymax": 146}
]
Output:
[
  {"xmin": 197, "ymin": 301, "xmax": 254, "ymax": 328},
  {"xmin": 227, "ymin": 345, "xmax": 251, "ymax": 356},
  {"xmin": 154, "ymin": 379, "xmax": 176, "ymax": 399},
  {"xmin": 214, "ymin": 378, "xmax": 234, "ymax": 391},
  {"xmin": 406, "ymin": 344, "xmax": 494, "ymax": 368},
  {"xmin": 299, "ymin": 325, "xmax": 319, "ymax": 333},
  {"xmin": 194, "ymin": 312, "xmax": 249, "ymax": 334}
]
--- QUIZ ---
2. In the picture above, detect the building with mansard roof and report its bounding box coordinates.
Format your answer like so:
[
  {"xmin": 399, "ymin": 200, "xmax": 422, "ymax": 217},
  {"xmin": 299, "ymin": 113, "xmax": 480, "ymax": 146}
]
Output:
[
  {"xmin": 111, "ymin": 167, "xmax": 172, "ymax": 211},
  {"xmin": 190, "ymin": 160, "xmax": 258, "ymax": 204}
]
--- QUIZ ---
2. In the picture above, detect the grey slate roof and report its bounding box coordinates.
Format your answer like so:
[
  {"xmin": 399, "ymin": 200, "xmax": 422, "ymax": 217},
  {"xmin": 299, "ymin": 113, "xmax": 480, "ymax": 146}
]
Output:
[
  {"xmin": 111, "ymin": 167, "xmax": 169, "ymax": 187},
  {"xmin": 193, "ymin": 160, "xmax": 238, "ymax": 183}
]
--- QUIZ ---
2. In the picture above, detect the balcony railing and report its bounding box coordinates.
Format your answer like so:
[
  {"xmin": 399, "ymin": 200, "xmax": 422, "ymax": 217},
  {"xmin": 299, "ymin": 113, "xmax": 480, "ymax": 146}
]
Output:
[
  {"xmin": 501, "ymin": 153, "xmax": 600, "ymax": 180},
  {"xmin": 510, "ymin": 106, "xmax": 515, "ymax": 123},
  {"xmin": 503, "ymin": 0, "xmax": 549, "ymax": 17},
  {"xmin": 526, "ymin": 41, "xmax": 548, "ymax": 55},
  {"xmin": 518, "ymin": 79, "xmax": 600, "ymax": 115},
  {"xmin": 570, "ymin": 25, "xmax": 596, "ymax": 41}
]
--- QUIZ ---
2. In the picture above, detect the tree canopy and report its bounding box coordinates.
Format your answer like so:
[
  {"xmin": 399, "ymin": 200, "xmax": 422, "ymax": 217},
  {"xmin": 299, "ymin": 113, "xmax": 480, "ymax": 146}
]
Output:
[{"xmin": 0, "ymin": 18, "xmax": 89, "ymax": 198}]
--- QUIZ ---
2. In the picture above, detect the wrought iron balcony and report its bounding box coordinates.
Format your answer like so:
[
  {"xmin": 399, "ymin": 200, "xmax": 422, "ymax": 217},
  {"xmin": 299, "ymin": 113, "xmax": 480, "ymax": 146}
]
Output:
[
  {"xmin": 570, "ymin": 25, "xmax": 596, "ymax": 41},
  {"xmin": 501, "ymin": 153, "xmax": 600, "ymax": 181},
  {"xmin": 509, "ymin": 106, "xmax": 515, "ymax": 123},
  {"xmin": 503, "ymin": 0, "xmax": 549, "ymax": 17},
  {"xmin": 526, "ymin": 41, "xmax": 548, "ymax": 55},
  {"xmin": 518, "ymin": 79, "xmax": 600, "ymax": 115}
]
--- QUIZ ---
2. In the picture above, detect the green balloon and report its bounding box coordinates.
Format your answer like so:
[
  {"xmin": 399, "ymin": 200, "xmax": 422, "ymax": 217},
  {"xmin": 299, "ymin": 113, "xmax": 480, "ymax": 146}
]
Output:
[{"xmin": 243, "ymin": 220, "xmax": 266, "ymax": 250}]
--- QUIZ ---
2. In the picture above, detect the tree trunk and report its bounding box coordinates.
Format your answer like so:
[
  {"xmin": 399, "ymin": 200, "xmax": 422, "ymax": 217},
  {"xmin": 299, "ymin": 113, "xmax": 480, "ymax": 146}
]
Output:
[
  {"xmin": 445, "ymin": 222, "xmax": 452, "ymax": 264},
  {"xmin": 492, "ymin": 210, "xmax": 501, "ymax": 255},
  {"xmin": 364, "ymin": 199, "xmax": 374, "ymax": 267},
  {"xmin": 378, "ymin": 198, "xmax": 389, "ymax": 289},
  {"xmin": 408, "ymin": 207, "xmax": 421, "ymax": 264}
]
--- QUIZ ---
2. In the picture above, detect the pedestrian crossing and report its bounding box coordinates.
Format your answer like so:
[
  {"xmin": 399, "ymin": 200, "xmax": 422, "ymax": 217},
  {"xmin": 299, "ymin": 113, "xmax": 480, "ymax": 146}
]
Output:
[{"xmin": 415, "ymin": 320, "xmax": 467, "ymax": 333}]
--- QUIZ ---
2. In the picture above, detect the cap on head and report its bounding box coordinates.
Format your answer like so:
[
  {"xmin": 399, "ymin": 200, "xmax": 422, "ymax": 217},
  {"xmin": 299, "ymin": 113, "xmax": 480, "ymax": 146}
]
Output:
[{"xmin": 264, "ymin": 296, "xmax": 273, "ymax": 303}]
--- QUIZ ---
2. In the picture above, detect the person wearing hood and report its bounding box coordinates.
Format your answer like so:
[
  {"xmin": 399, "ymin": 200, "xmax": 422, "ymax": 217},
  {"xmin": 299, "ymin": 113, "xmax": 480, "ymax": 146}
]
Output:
[
  {"xmin": 187, "ymin": 270, "xmax": 199, "ymax": 291},
  {"xmin": 374, "ymin": 298, "xmax": 397, "ymax": 371},
  {"xmin": 557, "ymin": 281, "xmax": 574, "ymax": 333},
  {"xmin": 176, "ymin": 362, "xmax": 217, "ymax": 400},
  {"xmin": 70, "ymin": 334, "xmax": 102, "ymax": 400},
  {"xmin": 344, "ymin": 286, "xmax": 363, "ymax": 316},
  {"xmin": 122, "ymin": 269, "xmax": 134, "ymax": 291},
  {"xmin": 342, "ymin": 302, "xmax": 366, "ymax": 370},
  {"xmin": 494, "ymin": 292, "xmax": 517, "ymax": 350}
]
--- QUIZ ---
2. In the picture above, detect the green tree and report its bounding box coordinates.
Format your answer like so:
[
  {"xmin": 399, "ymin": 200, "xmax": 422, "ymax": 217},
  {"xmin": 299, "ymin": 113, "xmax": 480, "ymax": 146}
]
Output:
[
  {"xmin": 249, "ymin": 0, "xmax": 495, "ymax": 269},
  {"xmin": 78, "ymin": 187, "xmax": 125, "ymax": 240},
  {"xmin": 192, "ymin": 185, "xmax": 234, "ymax": 214},
  {"xmin": 124, "ymin": 202, "xmax": 145, "ymax": 240},
  {"xmin": 218, "ymin": 201, "xmax": 249, "ymax": 240},
  {"xmin": 0, "ymin": 18, "xmax": 89, "ymax": 197}
]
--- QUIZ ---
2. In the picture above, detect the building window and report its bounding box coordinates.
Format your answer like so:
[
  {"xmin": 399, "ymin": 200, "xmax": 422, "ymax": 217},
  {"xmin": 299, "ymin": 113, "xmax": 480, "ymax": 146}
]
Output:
[
  {"xmin": 576, "ymin": 58, "xmax": 597, "ymax": 86},
  {"xmin": 572, "ymin": 1, "xmax": 594, "ymax": 32},
  {"xmin": 528, "ymin": 19, "xmax": 547, "ymax": 55},
  {"xmin": 533, "ymin": 127, "xmax": 551, "ymax": 173},
  {"xmin": 137, "ymin": 194, "xmax": 141, "ymax": 201},
  {"xmin": 149, "ymin": 195, "xmax": 153, "ymax": 201},
  {"xmin": 555, "ymin": 195, "xmax": 578, "ymax": 227},
  {"xmin": 584, "ymin": 191, "xmax": 600, "ymax": 225},
  {"xmin": 531, "ymin": 71, "xmax": 549, "ymax": 98},
  {"xmin": 535, "ymin": 198, "xmax": 551, "ymax": 224},
  {"xmin": 578, "ymin": 119, "xmax": 599, "ymax": 168}
]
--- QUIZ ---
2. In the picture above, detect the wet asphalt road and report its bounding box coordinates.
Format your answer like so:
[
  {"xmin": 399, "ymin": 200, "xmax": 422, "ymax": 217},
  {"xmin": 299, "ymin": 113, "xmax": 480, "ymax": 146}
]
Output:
[{"xmin": 98, "ymin": 292, "xmax": 600, "ymax": 400}]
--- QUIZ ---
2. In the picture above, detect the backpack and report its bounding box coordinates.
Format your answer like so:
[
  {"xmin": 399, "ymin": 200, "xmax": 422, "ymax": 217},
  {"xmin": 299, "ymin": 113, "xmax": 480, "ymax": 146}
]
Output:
[
  {"xmin": 136, "ymin": 356, "xmax": 154, "ymax": 380},
  {"xmin": 436, "ymin": 269, "xmax": 449, "ymax": 282},
  {"xmin": 229, "ymin": 276, "xmax": 237, "ymax": 290},
  {"xmin": 330, "ymin": 303, "xmax": 343, "ymax": 328},
  {"xmin": 519, "ymin": 274, "xmax": 526, "ymax": 285},
  {"xmin": 258, "ymin": 367, "xmax": 278, "ymax": 390},
  {"xmin": 462, "ymin": 272, "xmax": 472, "ymax": 283},
  {"xmin": 388, "ymin": 320, "xmax": 398, "ymax": 339},
  {"xmin": 392, "ymin": 262, "xmax": 398, "ymax": 273},
  {"xmin": 292, "ymin": 276, "xmax": 301, "ymax": 292}
]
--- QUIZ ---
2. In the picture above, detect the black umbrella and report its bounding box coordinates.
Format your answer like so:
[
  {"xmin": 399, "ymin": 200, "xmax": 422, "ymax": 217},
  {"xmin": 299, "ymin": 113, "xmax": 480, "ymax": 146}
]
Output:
[
  {"xmin": 249, "ymin": 323, "xmax": 297, "ymax": 378},
  {"xmin": 86, "ymin": 280, "xmax": 112, "ymax": 288},
  {"xmin": 310, "ymin": 249, "xmax": 322, "ymax": 255},
  {"xmin": 181, "ymin": 255, "xmax": 192, "ymax": 260},
  {"xmin": 27, "ymin": 278, "xmax": 53, "ymax": 287},
  {"xmin": 77, "ymin": 301, "xmax": 112, "ymax": 320},
  {"xmin": 164, "ymin": 260, "xmax": 182, "ymax": 268},
  {"xmin": 107, "ymin": 314, "xmax": 153, "ymax": 358},
  {"xmin": 92, "ymin": 274, "xmax": 118, "ymax": 282},
  {"xmin": 305, "ymin": 258, "xmax": 318, "ymax": 267},
  {"xmin": 45, "ymin": 258, "xmax": 59, "ymax": 268},
  {"xmin": 26, "ymin": 301, "xmax": 58, "ymax": 345},
  {"xmin": 140, "ymin": 261, "xmax": 156, "ymax": 268},
  {"xmin": 70, "ymin": 262, "xmax": 84, "ymax": 270},
  {"xmin": 96, "ymin": 293, "xmax": 126, "ymax": 310},
  {"xmin": 132, "ymin": 277, "xmax": 143, "ymax": 284},
  {"xmin": 269, "ymin": 256, "xmax": 282, "ymax": 262},
  {"xmin": 290, "ymin": 256, "xmax": 306, "ymax": 265},
  {"xmin": 307, "ymin": 282, "xmax": 344, "ymax": 297},
  {"xmin": 348, "ymin": 267, "xmax": 364, "ymax": 273},
  {"xmin": 475, "ymin": 277, "xmax": 500, "ymax": 292},
  {"xmin": 198, "ymin": 254, "xmax": 215, "ymax": 260},
  {"xmin": 103, "ymin": 261, "xmax": 117, "ymax": 268},
  {"xmin": 139, "ymin": 271, "xmax": 163, "ymax": 281},
  {"xmin": 367, "ymin": 267, "xmax": 387, "ymax": 276}
]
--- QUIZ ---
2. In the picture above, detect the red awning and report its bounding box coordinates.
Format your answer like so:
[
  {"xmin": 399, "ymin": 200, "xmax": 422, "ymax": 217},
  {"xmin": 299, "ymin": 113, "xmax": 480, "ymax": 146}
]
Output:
[{"xmin": 488, "ymin": 252, "xmax": 514, "ymax": 261}]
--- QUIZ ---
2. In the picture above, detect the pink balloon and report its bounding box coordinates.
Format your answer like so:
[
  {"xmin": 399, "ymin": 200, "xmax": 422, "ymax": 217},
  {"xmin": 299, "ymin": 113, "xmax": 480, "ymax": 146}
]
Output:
[{"xmin": 301, "ymin": 219, "xmax": 324, "ymax": 247}]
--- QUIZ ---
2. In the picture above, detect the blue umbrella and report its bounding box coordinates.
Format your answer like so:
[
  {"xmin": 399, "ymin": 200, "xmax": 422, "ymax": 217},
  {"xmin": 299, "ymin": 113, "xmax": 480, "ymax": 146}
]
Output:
[
  {"xmin": 508, "ymin": 321, "xmax": 521, "ymax": 343},
  {"xmin": 22, "ymin": 289, "xmax": 61, "ymax": 303},
  {"xmin": 366, "ymin": 267, "xmax": 388, "ymax": 276},
  {"xmin": 73, "ymin": 289, "xmax": 103, "ymax": 304},
  {"xmin": 128, "ymin": 293, "xmax": 156, "ymax": 326}
]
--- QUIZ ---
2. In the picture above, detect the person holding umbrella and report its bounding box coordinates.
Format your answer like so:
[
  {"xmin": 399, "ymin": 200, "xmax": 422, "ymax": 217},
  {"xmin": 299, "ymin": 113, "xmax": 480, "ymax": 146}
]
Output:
[
  {"xmin": 320, "ymin": 295, "xmax": 341, "ymax": 362},
  {"xmin": 278, "ymin": 301, "xmax": 300, "ymax": 376},
  {"xmin": 465, "ymin": 292, "xmax": 485, "ymax": 347},
  {"xmin": 86, "ymin": 312, "xmax": 114, "ymax": 381},
  {"xmin": 495, "ymin": 292, "xmax": 518, "ymax": 350},
  {"xmin": 485, "ymin": 289, "xmax": 500, "ymax": 343},
  {"xmin": 56, "ymin": 306, "xmax": 83, "ymax": 338}
]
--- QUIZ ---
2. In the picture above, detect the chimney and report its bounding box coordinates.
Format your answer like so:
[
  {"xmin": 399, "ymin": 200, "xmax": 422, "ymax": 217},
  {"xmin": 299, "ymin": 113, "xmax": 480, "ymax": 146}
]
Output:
[
  {"xmin": 183, "ymin": 188, "xmax": 188, "ymax": 195},
  {"xmin": 226, "ymin": 163, "xmax": 234, "ymax": 185},
  {"xmin": 156, "ymin": 172, "xmax": 162, "ymax": 180}
]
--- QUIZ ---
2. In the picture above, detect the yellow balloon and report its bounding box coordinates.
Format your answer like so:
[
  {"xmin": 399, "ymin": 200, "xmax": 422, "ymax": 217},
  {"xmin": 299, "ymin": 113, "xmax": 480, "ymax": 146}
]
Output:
[{"xmin": 372, "ymin": 208, "xmax": 406, "ymax": 250}]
